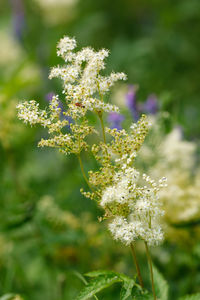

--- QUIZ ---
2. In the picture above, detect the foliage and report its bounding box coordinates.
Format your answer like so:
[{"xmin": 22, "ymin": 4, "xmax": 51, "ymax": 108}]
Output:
[
  {"xmin": 1, "ymin": 0, "xmax": 200, "ymax": 299},
  {"xmin": 76, "ymin": 270, "xmax": 135, "ymax": 300},
  {"xmin": 153, "ymin": 265, "xmax": 168, "ymax": 300}
]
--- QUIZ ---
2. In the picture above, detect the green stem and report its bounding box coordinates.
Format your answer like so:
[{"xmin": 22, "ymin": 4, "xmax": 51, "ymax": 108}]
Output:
[
  {"xmin": 96, "ymin": 85, "xmax": 107, "ymax": 145},
  {"xmin": 97, "ymin": 112, "xmax": 110, "ymax": 161},
  {"xmin": 130, "ymin": 243, "xmax": 144, "ymax": 288},
  {"xmin": 144, "ymin": 242, "xmax": 157, "ymax": 300},
  {"xmin": 77, "ymin": 154, "xmax": 93, "ymax": 191},
  {"xmin": 98, "ymin": 112, "xmax": 107, "ymax": 145}
]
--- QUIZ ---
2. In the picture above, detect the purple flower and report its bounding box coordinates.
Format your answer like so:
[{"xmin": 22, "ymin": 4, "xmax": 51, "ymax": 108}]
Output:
[
  {"xmin": 125, "ymin": 85, "xmax": 140, "ymax": 120},
  {"xmin": 125, "ymin": 84, "xmax": 159, "ymax": 119},
  {"xmin": 45, "ymin": 92, "xmax": 55, "ymax": 102},
  {"xmin": 143, "ymin": 94, "xmax": 158, "ymax": 115},
  {"xmin": 107, "ymin": 112, "xmax": 124, "ymax": 130}
]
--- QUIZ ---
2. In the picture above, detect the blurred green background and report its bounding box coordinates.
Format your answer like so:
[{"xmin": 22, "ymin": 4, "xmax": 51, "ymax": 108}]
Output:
[{"xmin": 0, "ymin": 0, "xmax": 200, "ymax": 299}]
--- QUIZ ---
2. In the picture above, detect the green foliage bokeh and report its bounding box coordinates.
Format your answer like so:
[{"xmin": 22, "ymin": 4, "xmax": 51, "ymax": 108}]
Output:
[{"xmin": 0, "ymin": 0, "xmax": 200, "ymax": 299}]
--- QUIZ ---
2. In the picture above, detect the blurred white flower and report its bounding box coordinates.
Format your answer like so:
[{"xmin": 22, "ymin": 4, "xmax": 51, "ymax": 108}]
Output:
[{"xmin": 34, "ymin": 0, "xmax": 79, "ymax": 25}]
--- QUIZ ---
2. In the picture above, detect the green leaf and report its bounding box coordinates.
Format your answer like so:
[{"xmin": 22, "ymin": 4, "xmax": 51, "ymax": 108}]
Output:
[
  {"xmin": 132, "ymin": 287, "xmax": 153, "ymax": 300},
  {"xmin": 120, "ymin": 278, "xmax": 135, "ymax": 300},
  {"xmin": 153, "ymin": 265, "xmax": 168, "ymax": 300},
  {"xmin": 74, "ymin": 270, "xmax": 88, "ymax": 285},
  {"xmin": 179, "ymin": 294, "xmax": 200, "ymax": 300},
  {"xmin": 85, "ymin": 270, "xmax": 135, "ymax": 300},
  {"xmin": 86, "ymin": 270, "xmax": 134, "ymax": 283},
  {"xmin": 76, "ymin": 273, "xmax": 123, "ymax": 300}
]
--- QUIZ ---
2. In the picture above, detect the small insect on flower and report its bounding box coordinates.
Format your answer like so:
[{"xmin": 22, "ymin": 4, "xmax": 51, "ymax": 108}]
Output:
[{"xmin": 75, "ymin": 102, "xmax": 85, "ymax": 108}]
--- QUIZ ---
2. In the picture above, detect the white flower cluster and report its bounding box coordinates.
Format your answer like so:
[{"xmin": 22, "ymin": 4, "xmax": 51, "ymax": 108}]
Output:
[
  {"xmin": 100, "ymin": 167, "xmax": 167, "ymax": 246},
  {"xmin": 17, "ymin": 36, "xmax": 167, "ymax": 249},
  {"xmin": 137, "ymin": 124, "xmax": 200, "ymax": 244},
  {"xmin": 49, "ymin": 36, "xmax": 127, "ymax": 118},
  {"xmin": 17, "ymin": 36, "xmax": 126, "ymax": 155},
  {"xmin": 160, "ymin": 128, "xmax": 196, "ymax": 170},
  {"xmin": 106, "ymin": 114, "xmax": 151, "ymax": 170},
  {"xmin": 17, "ymin": 100, "xmax": 50, "ymax": 126},
  {"xmin": 154, "ymin": 128, "xmax": 200, "ymax": 224},
  {"xmin": 17, "ymin": 97, "xmax": 84, "ymax": 155}
]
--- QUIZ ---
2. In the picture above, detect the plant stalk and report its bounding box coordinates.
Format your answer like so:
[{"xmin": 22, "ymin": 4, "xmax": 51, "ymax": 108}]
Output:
[
  {"xmin": 130, "ymin": 243, "xmax": 144, "ymax": 288},
  {"xmin": 144, "ymin": 242, "xmax": 157, "ymax": 300},
  {"xmin": 77, "ymin": 154, "xmax": 93, "ymax": 192},
  {"xmin": 98, "ymin": 112, "xmax": 107, "ymax": 145},
  {"xmin": 97, "ymin": 112, "xmax": 110, "ymax": 161}
]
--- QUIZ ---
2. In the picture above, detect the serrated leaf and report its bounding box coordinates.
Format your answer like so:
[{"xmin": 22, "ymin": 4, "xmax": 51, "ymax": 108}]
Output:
[
  {"xmin": 120, "ymin": 278, "xmax": 134, "ymax": 300},
  {"xmin": 85, "ymin": 269, "xmax": 135, "ymax": 300},
  {"xmin": 76, "ymin": 274, "xmax": 123, "ymax": 300},
  {"xmin": 179, "ymin": 294, "xmax": 200, "ymax": 300},
  {"xmin": 153, "ymin": 265, "xmax": 168, "ymax": 300}
]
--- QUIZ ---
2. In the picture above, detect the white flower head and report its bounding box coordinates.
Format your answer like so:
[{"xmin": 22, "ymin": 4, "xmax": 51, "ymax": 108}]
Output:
[
  {"xmin": 49, "ymin": 36, "xmax": 127, "ymax": 117},
  {"xmin": 100, "ymin": 167, "xmax": 165, "ymax": 246},
  {"xmin": 57, "ymin": 36, "xmax": 77, "ymax": 59}
]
